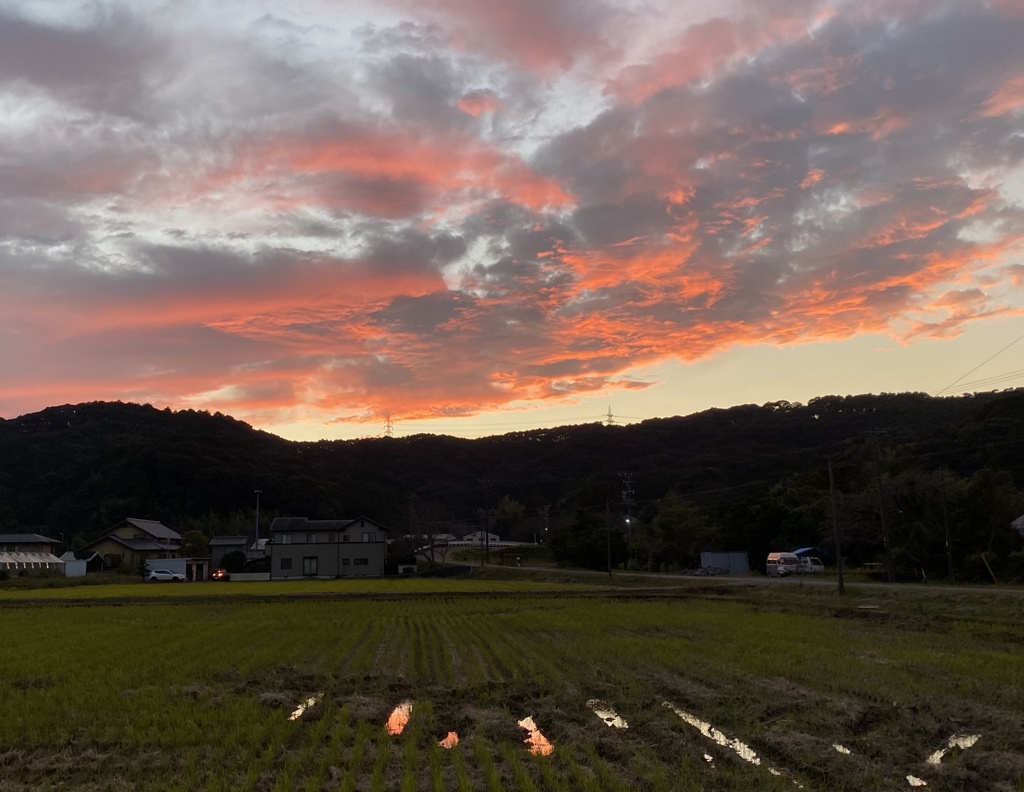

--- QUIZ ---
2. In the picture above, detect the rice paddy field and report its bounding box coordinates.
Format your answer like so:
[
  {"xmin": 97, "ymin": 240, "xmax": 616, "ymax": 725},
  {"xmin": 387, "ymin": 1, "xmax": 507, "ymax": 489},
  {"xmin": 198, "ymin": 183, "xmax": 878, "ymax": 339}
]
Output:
[{"xmin": 1, "ymin": 576, "xmax": 1022, "ymax": 791}]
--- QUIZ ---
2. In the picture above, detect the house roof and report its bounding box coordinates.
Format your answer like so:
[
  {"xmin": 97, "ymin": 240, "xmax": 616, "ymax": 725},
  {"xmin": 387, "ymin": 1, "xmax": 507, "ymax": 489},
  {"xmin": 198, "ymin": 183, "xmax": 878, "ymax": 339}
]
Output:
[
  {"xmin": 0, "ymin": 551, "xmax": 63, "ymax": 565},
  {"xmin": 84, "ymin": 534, "xmax": 175, "ymax": 553},
  {"xmin": 210, "ymin": 535, "xmax": 248, "ymax": 545},
  {"xmin": 270, "ymin": 517, "xmax": 354, "ymax": 532},
  {"xmin": 122, "ymin": 518, "xmax": 181, "ymax": 541},
  {"xmin": 0, "ymin": 533, "xmax": 60, "ymax": 545}
]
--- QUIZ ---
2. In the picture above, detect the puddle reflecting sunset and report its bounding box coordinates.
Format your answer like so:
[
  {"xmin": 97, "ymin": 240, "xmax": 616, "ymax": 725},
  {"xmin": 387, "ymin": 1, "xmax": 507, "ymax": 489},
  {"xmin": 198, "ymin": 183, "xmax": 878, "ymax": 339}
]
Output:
[
  {"xmin": 288, "ymin": 693, "xmax": 322, "ymax": 721},
  {"xmin": 663, "ymin": 702, "xmax": 803, "ymax": 787},
  {"xmin": 386, "ymin": 701, "xmax": 414, "ymax": 735},
  {"xmin": 438, "ymin": 731, "xmax": 459, "ymax": 749},
  {"xmin": 587, "ymin": 699, "xmax": 628, "ymax": 728},
  {"xmin": 663, "ymin": 702, "xmax": 761, "ymax": 765},
  {"xmin": 518, "ymin": 716, "xmax": 554, "ymax": 755},
  {"xmin": 926, "ymin": 733, "xmax": 980, "ymax": 765}
]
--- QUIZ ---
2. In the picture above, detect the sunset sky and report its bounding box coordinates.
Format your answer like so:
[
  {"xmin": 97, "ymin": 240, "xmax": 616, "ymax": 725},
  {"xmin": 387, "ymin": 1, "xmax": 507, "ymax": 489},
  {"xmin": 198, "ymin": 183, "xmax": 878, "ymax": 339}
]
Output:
[{"xmin": 1, "ymin": 0, "xmax": 1023, "ymax": 440}]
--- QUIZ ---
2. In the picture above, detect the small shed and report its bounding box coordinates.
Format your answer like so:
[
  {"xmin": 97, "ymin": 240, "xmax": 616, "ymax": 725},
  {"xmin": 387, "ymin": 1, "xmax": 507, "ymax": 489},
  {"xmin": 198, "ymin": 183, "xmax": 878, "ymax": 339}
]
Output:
[{"xmin": 59, "ymin": 550, "xmax": 104, "ymax": 576}]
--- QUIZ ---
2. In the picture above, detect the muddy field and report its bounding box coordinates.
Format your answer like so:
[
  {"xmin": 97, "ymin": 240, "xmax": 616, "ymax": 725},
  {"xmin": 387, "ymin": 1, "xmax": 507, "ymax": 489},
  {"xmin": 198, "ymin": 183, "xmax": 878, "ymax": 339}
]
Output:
[{"xmin": 1, "ymin": 581, "xmax": 1022, "ymax": 791}]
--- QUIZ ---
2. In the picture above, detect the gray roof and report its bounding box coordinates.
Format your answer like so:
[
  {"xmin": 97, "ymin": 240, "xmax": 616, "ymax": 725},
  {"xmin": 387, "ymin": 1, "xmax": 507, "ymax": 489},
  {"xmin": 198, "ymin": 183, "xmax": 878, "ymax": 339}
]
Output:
[
  {"xmin": 209, "ymin": 535, "xmax": 248, "ymax": 545},
  {"xmin": 111, "ymin": 536, "xmax": 167, "ymax": 552},
  {"xmin": 0, "ymin": 551, "xmax": 63, "ymax": 565},
  {"xmin": 270, "ymin": 517, "xmax": 357, "ymax": 533},
  {"xmin": 85, "ymin": 534, "xmax": 174, "ymax": 552},
  {"xmin": 123, "ymin": 518, "xmax": 181, "ymax": 541},
  {"xmin": 0, "ymin": 533, "xmax": 60, "ymax": 545}
]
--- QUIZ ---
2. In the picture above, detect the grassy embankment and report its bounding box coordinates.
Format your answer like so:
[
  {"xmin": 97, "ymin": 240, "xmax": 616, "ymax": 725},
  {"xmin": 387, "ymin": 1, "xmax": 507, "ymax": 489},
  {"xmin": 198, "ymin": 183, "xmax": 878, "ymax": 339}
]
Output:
[{"xmin": 1, "ymin": 578, "xmax": 1022, "ymax": 791}]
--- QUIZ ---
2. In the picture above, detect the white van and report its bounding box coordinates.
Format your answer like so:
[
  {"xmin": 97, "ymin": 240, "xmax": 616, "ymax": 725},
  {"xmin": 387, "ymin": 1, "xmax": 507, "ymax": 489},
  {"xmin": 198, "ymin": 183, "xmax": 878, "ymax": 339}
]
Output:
[{"xmin": 766, "ymin": 552, "xmax": 802, "ymax": 577}]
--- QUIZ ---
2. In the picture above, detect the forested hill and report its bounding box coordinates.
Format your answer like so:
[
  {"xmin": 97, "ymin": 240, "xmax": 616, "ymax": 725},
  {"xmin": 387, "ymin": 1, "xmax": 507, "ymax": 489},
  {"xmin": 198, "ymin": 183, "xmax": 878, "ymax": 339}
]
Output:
[{"xmin": 2, "ymin": 391, "xmax": 1023, "ymax": 576}]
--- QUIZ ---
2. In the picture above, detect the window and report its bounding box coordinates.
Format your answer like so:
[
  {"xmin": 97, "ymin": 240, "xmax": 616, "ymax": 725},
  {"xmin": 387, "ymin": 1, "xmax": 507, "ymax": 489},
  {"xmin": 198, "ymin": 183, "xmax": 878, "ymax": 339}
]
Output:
[
  {"xmin": 343, "ymin": 534, "xmax": 349, "ymax": 542},
  {"xmin": 361, "ymin": 532, "xmax": 376, "ymax": 542},
  {"xmin": 280, "ymin": 558, "xmax": 292, "ymax": 570},
  {"xmin": 279, "ymin": 534, "xmax": 291, "ymax": 545},
  {"xmin": 306, "ymin": 533, "xmax": 317, "ymax": 544},
  {"xmin": 354, "ymin": 558, "xmax": 369, "ymax": 566},
  {"xmin": 342, "ymin": 558, "xmax": 350, "ymax": 566},
  {"xmin": 303, "ymin": 557, "xmax": 318, "ymax": 576}
]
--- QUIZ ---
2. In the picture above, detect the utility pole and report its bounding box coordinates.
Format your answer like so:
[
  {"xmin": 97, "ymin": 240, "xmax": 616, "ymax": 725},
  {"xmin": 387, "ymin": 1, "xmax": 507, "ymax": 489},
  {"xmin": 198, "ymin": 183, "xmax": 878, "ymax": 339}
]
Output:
[
  {"xmin": 480, "ymin": 479, "xmax": 490, "ymax": 566},
  {"xmin": 869, "ymin": 433, "xmax": 895, "ymax": 583},
  {"xmin": 942, "ymin": 473, "xmax": 956, "ymax": 585},
  {"xmin": 620, "ymin": 472, "xmax": 635, "ymax": 565},
  {"xmin": 827, "ymin": 459, "xmax": 845, "ymax": 595},
  {"xmin": 254, "ymin": 489, "xmax": 262, "ymax": 548},
  {"xmin": 606, "ymin": 500, "xmax": 612, "ymax": 579}
]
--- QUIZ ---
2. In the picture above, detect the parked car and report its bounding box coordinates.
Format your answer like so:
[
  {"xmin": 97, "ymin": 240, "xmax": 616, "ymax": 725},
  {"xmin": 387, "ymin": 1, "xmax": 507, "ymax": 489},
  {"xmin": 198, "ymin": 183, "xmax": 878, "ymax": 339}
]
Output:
[
  {"xmin": 766, "ymin": 552, "xmax": 802, "ymax": 577},
  {"xmin": 148, "ymin": 569, "xmax": 185, "ymax": 582},
  {"xmin": 800, "ymin": 557, "xmax": 825, "ymax": 573},
  {"xmin": 210, "ymin": 568, "xmax": 230, "ymax": 581}
]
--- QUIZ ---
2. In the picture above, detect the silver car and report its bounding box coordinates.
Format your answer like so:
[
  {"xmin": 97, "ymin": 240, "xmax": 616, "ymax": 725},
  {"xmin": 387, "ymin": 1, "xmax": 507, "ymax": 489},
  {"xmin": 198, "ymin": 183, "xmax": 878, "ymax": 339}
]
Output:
[{"xmin": 148, "ymin": 569, "xmax": 185, "ymax": 582}]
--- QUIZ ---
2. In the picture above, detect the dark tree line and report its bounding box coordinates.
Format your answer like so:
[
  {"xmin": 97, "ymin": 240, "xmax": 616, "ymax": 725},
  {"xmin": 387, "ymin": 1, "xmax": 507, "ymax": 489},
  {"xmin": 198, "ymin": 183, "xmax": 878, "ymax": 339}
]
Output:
[{"xmin": 1, "ymin": 391, "xmax": 1023, "ymax": 580}]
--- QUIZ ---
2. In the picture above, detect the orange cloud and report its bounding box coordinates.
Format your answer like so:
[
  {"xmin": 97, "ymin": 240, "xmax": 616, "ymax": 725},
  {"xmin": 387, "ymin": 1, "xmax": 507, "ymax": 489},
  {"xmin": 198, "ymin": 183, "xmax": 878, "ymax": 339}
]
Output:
[{"xmin": 981, "ymin": 74, "xmax": 1024, "ymax": 117}]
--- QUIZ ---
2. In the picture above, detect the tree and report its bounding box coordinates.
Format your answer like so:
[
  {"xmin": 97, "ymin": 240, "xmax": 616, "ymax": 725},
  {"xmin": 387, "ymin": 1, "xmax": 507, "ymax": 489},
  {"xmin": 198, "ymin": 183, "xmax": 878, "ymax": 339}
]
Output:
[
  {"xmin": 651, "ymin": 492, "xmax": 717, "ymax": 569},
  {"xmin": 219, "ymin": 551, "xmax": 247, "ymax": 573},
  {"xmin": 550, "ymin": 509, "xmax": 627, "ymax": 571},
  {"xmin": 180, "ymin": 529, "xmax": 209, "ymax": 558}
]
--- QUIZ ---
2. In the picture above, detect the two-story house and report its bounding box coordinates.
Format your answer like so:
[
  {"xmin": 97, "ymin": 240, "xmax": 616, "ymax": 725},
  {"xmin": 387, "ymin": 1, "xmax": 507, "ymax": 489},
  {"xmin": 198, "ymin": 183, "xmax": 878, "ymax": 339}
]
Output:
[
  {"xmin": 82, "ymin": 518, "xmax": 181, "ymax": 571},
  {"xmin": 269, "ymin": 517, "xmax": 386, "ymax": 579}
]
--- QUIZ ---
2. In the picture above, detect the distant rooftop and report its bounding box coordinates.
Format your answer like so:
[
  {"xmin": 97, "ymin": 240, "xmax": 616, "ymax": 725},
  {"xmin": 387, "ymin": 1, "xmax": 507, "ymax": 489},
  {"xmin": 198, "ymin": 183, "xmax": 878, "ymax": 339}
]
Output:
[
  {"xmin": 0, "ymin": 533, "xmax": 59, "ymax": 545},
  {"xmin": 122, "ymin": 518, "xmax": 181, "ymax": 541},
  {"xmin": 270, "ymin": 517, "xmax": 357, "ymax": 532}
]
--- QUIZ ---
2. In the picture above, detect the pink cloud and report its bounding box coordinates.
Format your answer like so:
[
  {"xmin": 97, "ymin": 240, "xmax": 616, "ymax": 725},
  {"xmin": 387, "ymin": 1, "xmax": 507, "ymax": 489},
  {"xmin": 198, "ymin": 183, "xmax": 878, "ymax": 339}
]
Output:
[{"xmin": 457, "ymin": 89, "xmax": 503, "ymax": 117}]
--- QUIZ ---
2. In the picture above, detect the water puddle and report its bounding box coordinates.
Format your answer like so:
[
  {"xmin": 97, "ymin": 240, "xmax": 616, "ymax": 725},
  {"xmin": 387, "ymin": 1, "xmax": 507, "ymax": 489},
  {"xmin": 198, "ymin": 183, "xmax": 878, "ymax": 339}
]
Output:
[
  {"xmin": 288, "ymin": 693, "xmax": 323, "ymax": 721},
  {"xmin": 386, "ymin": 700, "xmax": 414, "ymax": 735},
  {"xmin": 907, "ymin": 775, "xmax": 928, "ymax": 787},
  {"xmin": 833, "ymin": 744, "xmax": 852, "ymax": 755},
  {"xmin": 438, "ymin": 731, "xmax": 459, "ymax": 749},
  {"xmin": 663, "ymin": 702, "xmax": 803, "ymax": 788},
  {"xmin": 518, "ymin": 716, "xmax": 555, "ymax": 756},
  {"xmin": 587, "ymin": 699, "xmax": 628, "ymax": 728},
  {"xmin": 926, "ymin": 733, "xmax": 980, "ymax": 765},
  {"xmin": 663, "ymin": 702, "xmax": 761, "ymax": 765}
]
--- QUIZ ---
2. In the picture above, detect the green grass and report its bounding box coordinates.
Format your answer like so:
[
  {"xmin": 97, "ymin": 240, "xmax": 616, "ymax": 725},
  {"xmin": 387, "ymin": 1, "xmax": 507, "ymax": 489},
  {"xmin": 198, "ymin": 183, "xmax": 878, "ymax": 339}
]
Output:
[
  {"xmin": 0, "ymin": 575, "xmax": 596, "ymax": 600},
  {"xmin": 1, "ymin": 584, "xmax": 1022, "ymax": 790}
]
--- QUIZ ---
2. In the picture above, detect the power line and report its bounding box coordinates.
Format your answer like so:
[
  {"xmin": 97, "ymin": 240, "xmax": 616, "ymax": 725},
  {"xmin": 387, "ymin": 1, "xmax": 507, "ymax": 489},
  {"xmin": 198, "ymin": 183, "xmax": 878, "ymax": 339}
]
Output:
[
  {"xmin": 934, "ymin": 330, "xmax": 1024, "ymax": 396},
  {"xmin": 933, "ymin": 368, "xmax": 1024, "ymax": 393}
]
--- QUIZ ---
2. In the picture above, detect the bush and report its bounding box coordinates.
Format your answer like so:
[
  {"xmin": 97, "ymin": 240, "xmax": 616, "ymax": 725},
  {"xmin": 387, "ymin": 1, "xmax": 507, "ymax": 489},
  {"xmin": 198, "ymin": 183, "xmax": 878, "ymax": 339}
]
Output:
[
  {"xmin": 963, "ymin": 552, "xmax": 1001, "ymax": 583},
  {"xmin": 219, "ymin": 551, "xmax": 247, "ymax": 573},
  {"xmin": 1004, "ymin": 551, "xmax": 1024, "ymax": 583}
]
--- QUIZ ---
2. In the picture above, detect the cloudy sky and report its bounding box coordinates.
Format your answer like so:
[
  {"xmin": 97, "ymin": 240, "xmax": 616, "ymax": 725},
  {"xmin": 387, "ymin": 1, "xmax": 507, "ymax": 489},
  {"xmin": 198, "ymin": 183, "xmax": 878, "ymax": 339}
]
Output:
[{"xmin": 1, "ymin": 0, "xmax": 1023, "ymax": 439}]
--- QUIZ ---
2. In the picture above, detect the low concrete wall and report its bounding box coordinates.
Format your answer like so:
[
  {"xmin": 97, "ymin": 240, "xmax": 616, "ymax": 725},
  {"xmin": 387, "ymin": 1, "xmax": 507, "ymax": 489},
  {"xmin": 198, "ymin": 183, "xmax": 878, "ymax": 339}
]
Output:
[{"xmin": 230, "ymin": 572, "xmax": 271, "ymax": 582}]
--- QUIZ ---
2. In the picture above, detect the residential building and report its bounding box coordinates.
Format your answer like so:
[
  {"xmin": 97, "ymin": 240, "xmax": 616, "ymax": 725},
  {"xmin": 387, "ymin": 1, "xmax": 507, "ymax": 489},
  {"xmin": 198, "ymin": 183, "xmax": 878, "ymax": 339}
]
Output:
[
  {"xmin": 269, "ymin": 517, "xmax": 386, "ymax": 579},
  {"xmin": 82, "ymin": 517, "xmax": 181, "ymax": 571},
  {"xmin": 209, "ymin": 535, "xmax": 248, "ymax": 568},
  {"xmin": 0, "ymin": 533, "xmax": 60, "ymax": 554}
]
